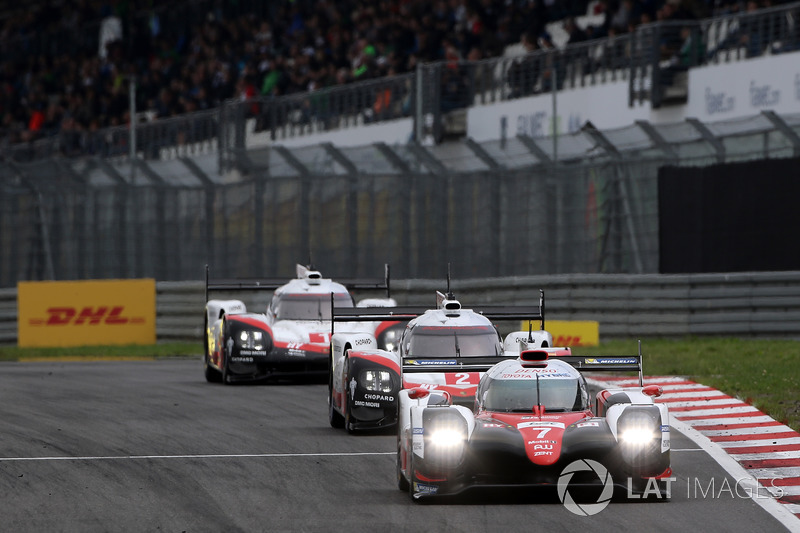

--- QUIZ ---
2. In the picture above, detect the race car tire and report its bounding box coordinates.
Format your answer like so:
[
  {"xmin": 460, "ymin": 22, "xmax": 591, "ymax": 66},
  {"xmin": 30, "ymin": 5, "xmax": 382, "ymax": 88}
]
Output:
[
  {"xmin": 407, "ymin": 452, "xmax": 420, "ymax": 501},
  {"xmin": 344, "ymin": 359, "xmax": 356, "ymax": 434},
  {"xmin": 328, "ymin": 386, "xmax": 345, "ymax": 428},
  {"xmin": 397, "ymin": 437, "xmax": 409, "ymax": 491},
  {"xmin": 204, "ymin": 353, "xmax": 222, "ymax": 383},
  {"xmin": 221, "ymin": 352, "xmax": 231, "ymax": 385},
  {"xmin": 344, "ymin": 391, "xmax": 355, "ymax": 434}
]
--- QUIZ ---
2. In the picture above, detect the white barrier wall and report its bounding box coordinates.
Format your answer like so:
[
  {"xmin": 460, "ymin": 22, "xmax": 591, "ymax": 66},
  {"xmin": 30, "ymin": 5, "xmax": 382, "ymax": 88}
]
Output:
[
  {"xmin": 686, "ymin": 53, "xmax": 800, "ymax": 121},
  {"xmin": 466, "ymin": 50, "xmax": 800, "ymax": 143},
  {"xmin": 248, "ymin": 117, "xmax": 414, "ymax": 148}
]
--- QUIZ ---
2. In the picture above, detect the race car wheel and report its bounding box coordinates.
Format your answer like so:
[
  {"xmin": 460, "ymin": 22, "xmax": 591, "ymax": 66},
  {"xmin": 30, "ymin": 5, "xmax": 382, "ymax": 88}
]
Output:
[
  {"xmin": 204, "ymin": 352, "xmax": 222, "ymax": 383},
  {"xmin": 407, "ymin": 451, "xmax": 420, "ymax": 501},
  {"xmin": 221, "ymin": 352, "xmax": 231, "ymax": 385},
  {"xmin": 328, "ymin": 386, "xmax": 345, "ymax": 429},
  {"xmin": 397, "ymin": 437, "xmax": 409, "ymax": 491}
]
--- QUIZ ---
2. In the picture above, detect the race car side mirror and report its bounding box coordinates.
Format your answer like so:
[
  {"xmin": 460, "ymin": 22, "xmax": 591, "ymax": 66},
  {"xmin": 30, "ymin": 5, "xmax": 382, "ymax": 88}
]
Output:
[
  {"xmin": 407, "ymin": 387, "xmax": 431, "ymax": 400},
  {"xmin": 642, "ymin": 385, "xmax": 663, "ymax": 397}
]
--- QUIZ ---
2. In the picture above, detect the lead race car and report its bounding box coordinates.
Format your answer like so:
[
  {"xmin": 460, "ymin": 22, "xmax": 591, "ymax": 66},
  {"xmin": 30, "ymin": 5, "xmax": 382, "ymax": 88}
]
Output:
[
  {"xmin": 204, "ymin": 264, "xmax": 398, "ymax": 383},
  {"xmin": 396, "ymin": 337, "xmax": 672, "ymax": 500},
  {"xmin": 327, "ymin": 288, "xmax": 552, "ymax": 433}
]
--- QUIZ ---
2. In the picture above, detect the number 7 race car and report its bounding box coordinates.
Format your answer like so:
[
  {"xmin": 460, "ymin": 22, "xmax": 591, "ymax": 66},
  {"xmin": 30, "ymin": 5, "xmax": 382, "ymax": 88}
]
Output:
[
  {"xmin": 396, "ymin": 340, "xmax": 672, "ymax": 501},
  {"xmin": 203, "ymin": 264, "xmax": 397, "ymax": 383},
  {"xmin": 327, "ymin": 289, "xmax": 552, "ymax": 433}
]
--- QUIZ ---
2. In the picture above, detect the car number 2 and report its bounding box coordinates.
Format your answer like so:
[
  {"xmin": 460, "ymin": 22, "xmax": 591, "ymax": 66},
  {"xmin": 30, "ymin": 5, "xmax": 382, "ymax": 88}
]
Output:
[{"xmin": 445, "ymin": 372, "xmax": 479, "ymax": 385}]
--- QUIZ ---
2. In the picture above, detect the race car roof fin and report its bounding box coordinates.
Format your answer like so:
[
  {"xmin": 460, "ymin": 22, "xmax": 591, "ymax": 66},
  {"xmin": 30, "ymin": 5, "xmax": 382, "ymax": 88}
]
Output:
[
  {"xmin": 436, "ymin": 291, "xmax": 461, "ymax": 315},
  {"xmin": 296, "ymin": 263, "xmax": 323, "ymax": 284}
]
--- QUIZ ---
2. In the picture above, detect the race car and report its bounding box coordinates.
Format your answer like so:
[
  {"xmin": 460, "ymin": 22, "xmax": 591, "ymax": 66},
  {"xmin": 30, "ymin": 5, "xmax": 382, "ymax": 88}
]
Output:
[
  {"xmin": 396, "ymin": 339, "xmax": 671, "ymax": 500},
  {"xmin": 203, "ymin": 264, "xmax": 397, "ymax": 383},
  {"xmin": 327, "ymin": 289, "xmax": 550, "ymax": 433}
]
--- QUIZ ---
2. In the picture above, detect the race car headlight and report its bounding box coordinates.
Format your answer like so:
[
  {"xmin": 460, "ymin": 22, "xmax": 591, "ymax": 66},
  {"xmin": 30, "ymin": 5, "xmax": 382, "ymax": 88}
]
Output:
[
  {"xmin": 237, "ymin": 330, "xmax": 265, "ymax": 350},
  {"xmin": 423, "ymin": 411, "xmax": 468, "ymax": 468},
  {"xmin": 359, "ymin": 369, "xmax": 394, "ymax": 393},
  {"xmin": 429, "ymin": 428, "xmax": 465, "ymax": 448},
  {"xmin": 617, "ymin": 408, "xmax": 661, "ymax": 461},
  {"xmin": 620, "ymin": 427, "xmax": 657, "ymax": 445}
]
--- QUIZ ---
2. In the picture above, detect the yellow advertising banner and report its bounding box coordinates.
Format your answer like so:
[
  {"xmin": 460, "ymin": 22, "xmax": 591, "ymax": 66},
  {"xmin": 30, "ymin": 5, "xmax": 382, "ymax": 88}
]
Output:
[
  {"xmin": 522, "ymin": 319, "xmax": 600, "ymax": 347},
  {"xmin": 17, "ymin": 279, "xmax": 156, "ymax": 347}
]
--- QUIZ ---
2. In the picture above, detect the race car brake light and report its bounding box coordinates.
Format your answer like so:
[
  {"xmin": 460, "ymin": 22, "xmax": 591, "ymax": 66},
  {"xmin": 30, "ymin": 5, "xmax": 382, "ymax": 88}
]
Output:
[
  {"xmin": 642, "ymin": 385, "xmax": 663, "ymax": 397},
  {"xmin": 407, "ymin": 387, "xmax": 431, "ymax": 400}
]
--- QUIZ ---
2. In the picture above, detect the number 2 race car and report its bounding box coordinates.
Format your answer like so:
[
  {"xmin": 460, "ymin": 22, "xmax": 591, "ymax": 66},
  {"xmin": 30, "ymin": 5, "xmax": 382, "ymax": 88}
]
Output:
[
  {"xmin": 327, "ymin": 289, "xmax": 552, "ymax": 433},
  {"xmin": 396, "ymin": 339, "xmax": 672, "ymax": 501},
  {"xmin": 203, "ymin": 264, "xmax": 397, "ymax": 383}
]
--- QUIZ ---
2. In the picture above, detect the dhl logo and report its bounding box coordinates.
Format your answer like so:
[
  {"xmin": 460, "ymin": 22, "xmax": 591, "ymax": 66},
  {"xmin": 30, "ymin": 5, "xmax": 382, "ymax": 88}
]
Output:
[
  {"xmin": 554, "ymin": 335, "xmax": 583, "ymax": 346},
  {"xmin": 28, "ymin": 306, "xmax": 146, "ymax": 326}
]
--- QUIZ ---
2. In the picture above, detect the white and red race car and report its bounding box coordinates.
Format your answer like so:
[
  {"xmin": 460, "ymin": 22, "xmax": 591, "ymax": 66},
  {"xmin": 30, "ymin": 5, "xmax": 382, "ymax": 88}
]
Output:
[
  {"xmin": 203, "ymin": 264, "xmax": 398, "ymax": 383},
  {"xmin": 327, "ymin": 289, "xmax": 550, "ymax": 432},
  {"xmin": 396, "ymin": 341, "xmax": 672, "ymax": 500}
]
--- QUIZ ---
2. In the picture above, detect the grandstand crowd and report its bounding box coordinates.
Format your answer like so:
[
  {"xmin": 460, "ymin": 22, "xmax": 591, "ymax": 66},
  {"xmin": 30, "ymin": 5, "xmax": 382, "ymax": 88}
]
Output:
[{"xmin": 0, "ymin": 0, "xmax": 794, "ymax": 151}]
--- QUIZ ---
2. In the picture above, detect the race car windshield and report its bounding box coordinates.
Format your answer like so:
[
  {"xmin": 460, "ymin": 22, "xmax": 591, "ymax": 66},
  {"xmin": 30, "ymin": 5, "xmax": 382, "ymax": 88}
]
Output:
[
  {"xmin": 274, "ymin": 293, "xmax": 353, "ymax": 320},
  {"xmin": 407, "ymin": 326, "xmax": 500, "ymax": 357},
  {"xmin": 483, "ymin": 377, "xmax": 583, "ymax": 412}
]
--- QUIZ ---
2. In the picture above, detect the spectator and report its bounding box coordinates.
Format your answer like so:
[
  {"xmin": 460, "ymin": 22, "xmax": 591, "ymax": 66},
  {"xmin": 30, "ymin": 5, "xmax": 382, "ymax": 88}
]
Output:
[{"xmin": 507, "ymin": 32, "xmax": 542, "ymax": 98}]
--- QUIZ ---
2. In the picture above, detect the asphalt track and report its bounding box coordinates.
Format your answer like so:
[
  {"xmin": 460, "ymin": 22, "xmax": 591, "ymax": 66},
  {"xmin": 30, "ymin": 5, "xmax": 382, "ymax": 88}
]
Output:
[{"xmin": 0, "ymin": 359, "xmax": 792, "ymax": 533}]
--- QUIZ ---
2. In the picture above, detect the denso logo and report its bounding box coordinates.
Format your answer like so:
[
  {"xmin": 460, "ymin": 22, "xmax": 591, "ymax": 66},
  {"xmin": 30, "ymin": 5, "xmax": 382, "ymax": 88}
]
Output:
[{"xmin": 29, "ymin": 307, "xmax": 145, "ymax": 326}]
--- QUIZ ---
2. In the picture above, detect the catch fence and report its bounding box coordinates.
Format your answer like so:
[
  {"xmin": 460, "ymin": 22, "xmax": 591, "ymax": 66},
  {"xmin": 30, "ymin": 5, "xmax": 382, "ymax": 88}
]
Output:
[{"xmin": 2, "ymin": 111, "xmax": 799, "ymax": 287}]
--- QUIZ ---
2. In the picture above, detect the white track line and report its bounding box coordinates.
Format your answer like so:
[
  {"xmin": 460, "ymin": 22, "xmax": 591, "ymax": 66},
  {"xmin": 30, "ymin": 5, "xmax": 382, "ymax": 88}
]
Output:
[
  {"xmin": 0, "ymin": 451, "xmax": 395, "ymax": 462},
  {"xmin": 699, "ymin": 425, "xmax": 796, "ymax": 437},
  {"xmin": 727, "ymin": 451, "xmax": 800, "ymax": 461},
  {"xmin": 659, "ymin": 390, "xmax": 729, "ymax": 400},
  {"xmin": 720, "ymin": 437, "xmax": 800, "ymax": 448},
  {"xmin": 669, "ymin": 416, "xmax": 800, "ymax": 529},
  {"xmin": 588, "ymin": 376, "xmax": 800, "ymax": 529},
  {"xmin": 658, "ymin": 398, "xmax": 740, "ymax": 408},
  {"xmin": 683, "ymin": 415, "xmax": 777, "ymax": 426},
  {"xmin": 673, "ymin": 406, "xmax": 761, "ymax": 418}
]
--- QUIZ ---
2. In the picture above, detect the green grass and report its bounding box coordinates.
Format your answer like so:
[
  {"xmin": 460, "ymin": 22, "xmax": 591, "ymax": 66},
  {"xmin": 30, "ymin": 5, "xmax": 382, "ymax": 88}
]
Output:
[
  {"xmin": 0, "ymin": 342, "xmax": 202, "ymax": 361},
  {"xmin": 580, "ymin": 338, "xmax": 800, "ymax": 432},
  {"xmin": 0, "ymin": 337, "xmax": 798, "ymax": 432}
]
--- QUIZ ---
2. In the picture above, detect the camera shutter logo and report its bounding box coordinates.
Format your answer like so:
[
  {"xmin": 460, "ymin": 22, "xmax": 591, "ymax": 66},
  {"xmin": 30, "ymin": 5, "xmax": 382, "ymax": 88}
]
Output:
[{"xmin": 557, "ymin": 459, "xmax": 614, "ymax": 516}]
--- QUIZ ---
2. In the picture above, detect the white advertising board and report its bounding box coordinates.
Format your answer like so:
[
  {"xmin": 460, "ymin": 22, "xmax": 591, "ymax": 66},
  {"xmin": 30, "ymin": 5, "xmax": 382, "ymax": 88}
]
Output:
[
  {"xmin": 686, "ymin": 52, "xmax": 800, "ymax": 121},
  {"xmin": 466, "ymin": 81, "xmax": 684, "ymax": 142}
]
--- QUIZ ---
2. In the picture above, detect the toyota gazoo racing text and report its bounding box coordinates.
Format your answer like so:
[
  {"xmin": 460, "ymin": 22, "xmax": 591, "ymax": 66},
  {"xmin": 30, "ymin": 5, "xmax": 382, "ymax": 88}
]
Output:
[
  {"xmin": 204, "ymin": 264, "xmax": 396, "ymax": 383},
  {"xmin": 397, "ymin": 339, "xmax": 671, "ymax": 501},
  {"xmin": 328, "ymin": 289, "xmax": 550, "ymax": 433}
]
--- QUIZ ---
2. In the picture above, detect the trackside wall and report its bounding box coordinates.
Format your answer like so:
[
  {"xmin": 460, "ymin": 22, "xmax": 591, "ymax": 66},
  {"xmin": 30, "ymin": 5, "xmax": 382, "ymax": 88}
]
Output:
[{"xmin": 1, "ymin": 272, "xmax": 799, "ymax": 345}]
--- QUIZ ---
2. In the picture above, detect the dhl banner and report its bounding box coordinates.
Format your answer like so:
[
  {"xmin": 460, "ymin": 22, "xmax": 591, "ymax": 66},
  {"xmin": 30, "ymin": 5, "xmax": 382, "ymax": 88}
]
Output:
[
  {"xmin": 522, "ymin": 319, "xmax": 599, "ymax": 347},
  {"xmin": 17, "ymin": 279, "xmax": 156, "ymax": 347}
]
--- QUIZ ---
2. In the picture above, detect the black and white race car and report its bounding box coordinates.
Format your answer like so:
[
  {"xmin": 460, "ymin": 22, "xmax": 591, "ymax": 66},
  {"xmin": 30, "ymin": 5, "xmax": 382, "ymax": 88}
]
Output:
[
  {"xmin": 396, "ymin": 340, "xmax": 672, "ymax": 500},
  {"xmin": 203, "ymin": 264, "xmax": 397, "ymax": 383},
  {"xmin": 327, "ymin": 289, "xmax": 550, "ymax": 432}
]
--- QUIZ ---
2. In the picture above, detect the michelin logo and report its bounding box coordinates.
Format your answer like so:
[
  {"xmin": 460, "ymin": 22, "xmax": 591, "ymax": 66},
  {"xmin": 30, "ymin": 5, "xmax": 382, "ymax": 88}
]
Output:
[
  {"xmin": 406, "ymin": 359, "xmax": 457, "ymax": 366},
  {"xmin": 586, "ymin": 358, "xmax": 637, "ymax": 365}
]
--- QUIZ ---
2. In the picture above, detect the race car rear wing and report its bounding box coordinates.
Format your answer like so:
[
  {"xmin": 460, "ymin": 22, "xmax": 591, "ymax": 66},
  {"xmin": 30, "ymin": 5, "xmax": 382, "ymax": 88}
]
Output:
[
  {"xmin": 401, "ymin": 355, "xmax": 518, "ymax": 373},
  {"xmin": 205, "ymin": 263, "xmax": 392, "ymax": 301},
  {"xmin": 330, "ymin": 295, "xmax": 546, "ymax": 331},
  {"xmin": 556, "ymin": 341, "xmax": 644, "ymax": 387},
  {"xmin": 331, "ymin": 292, "xmax": 547, "ymax": 376}
]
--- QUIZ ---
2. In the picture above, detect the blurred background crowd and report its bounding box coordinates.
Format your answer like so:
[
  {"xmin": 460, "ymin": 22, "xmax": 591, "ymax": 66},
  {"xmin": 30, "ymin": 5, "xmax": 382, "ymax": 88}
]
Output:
[{"xmin": 0, "ymin": 0, "xmax": 789, "ymax": 148}]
